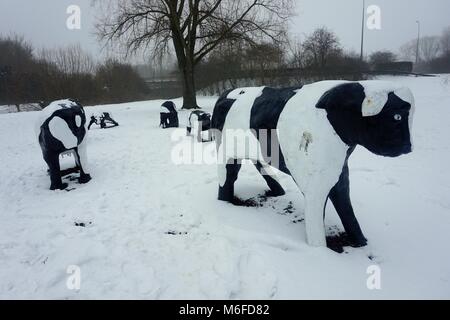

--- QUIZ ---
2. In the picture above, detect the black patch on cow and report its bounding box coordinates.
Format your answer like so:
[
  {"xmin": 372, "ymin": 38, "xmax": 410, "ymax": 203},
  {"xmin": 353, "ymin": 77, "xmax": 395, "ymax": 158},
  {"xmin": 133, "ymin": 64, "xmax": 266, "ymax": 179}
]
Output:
[
  {"xmin": 316, "ymin": 83, "xmax": 412, "ymax": 157},
  {"xmin": 249, "ymin": 87, "xmax": 302, "ymax": 175},
  {"xmin": 211, "ymin": 89, "xmax": 235, "ymax": 133},
  {"xmin": 316, "ymin": 83, "xmax": 366, "ymax": 147}
]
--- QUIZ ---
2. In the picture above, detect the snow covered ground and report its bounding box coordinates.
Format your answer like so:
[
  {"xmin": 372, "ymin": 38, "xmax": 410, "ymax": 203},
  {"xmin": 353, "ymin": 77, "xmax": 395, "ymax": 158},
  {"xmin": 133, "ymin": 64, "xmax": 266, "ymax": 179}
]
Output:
[
  {"xmin": 0, "ymin": 75, "xmax": 449, "ymax": 299},
  {"xmin": 0, "ymin": 104, "xmax": 41, "ymax": 114}
]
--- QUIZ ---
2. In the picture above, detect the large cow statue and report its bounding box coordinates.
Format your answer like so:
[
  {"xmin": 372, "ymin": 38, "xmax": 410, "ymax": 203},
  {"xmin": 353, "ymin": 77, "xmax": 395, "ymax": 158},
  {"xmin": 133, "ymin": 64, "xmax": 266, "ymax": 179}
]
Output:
[
  {"xmin": 212, "ymin": 81, "xmax": 414, "ymax": 248},
  {"xmin": 36, "ymin": 99, "xmax": 92, "ymax": 190}
]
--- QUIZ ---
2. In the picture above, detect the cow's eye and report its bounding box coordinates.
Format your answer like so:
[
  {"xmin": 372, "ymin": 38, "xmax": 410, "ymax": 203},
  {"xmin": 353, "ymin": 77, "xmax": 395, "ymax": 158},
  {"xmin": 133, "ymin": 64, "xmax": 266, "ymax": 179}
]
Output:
[{"xmin": 394, "ymin": 114, "xmax": 402, "ymax": 121}]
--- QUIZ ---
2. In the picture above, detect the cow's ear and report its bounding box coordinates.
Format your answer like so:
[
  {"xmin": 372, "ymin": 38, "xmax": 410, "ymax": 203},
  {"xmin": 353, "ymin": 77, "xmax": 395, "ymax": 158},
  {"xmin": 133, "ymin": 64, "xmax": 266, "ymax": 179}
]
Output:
[{"xmin": 316, "ymin": 83, "xmax": 366, "ymax": 114}]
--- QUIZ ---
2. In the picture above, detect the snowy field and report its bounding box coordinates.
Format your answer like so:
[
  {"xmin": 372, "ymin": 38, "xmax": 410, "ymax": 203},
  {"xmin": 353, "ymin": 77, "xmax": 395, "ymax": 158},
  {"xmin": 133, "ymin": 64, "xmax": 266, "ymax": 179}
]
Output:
[
  {"xmin": 0, "ymin": 104, "xmax": 41, "ymax": 114},
  {"xmin": 0, "ymin": 75, "xmax": 449, "ymax": 299}
]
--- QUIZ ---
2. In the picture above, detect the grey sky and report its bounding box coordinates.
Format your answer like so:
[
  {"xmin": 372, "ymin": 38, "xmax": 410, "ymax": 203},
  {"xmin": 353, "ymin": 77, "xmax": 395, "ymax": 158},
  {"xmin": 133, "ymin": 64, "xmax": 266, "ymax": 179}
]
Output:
[{"xmin": 1, "ymin": 0, "xmax": 449, "ymax": 63}]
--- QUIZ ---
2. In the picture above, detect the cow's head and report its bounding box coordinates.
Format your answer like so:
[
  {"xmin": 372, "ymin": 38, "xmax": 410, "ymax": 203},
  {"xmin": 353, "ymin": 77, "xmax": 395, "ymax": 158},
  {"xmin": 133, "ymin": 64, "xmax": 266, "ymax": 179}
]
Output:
[{"xmin": 316, "ymin": 81, "xmax": 414, "ymax": 157}]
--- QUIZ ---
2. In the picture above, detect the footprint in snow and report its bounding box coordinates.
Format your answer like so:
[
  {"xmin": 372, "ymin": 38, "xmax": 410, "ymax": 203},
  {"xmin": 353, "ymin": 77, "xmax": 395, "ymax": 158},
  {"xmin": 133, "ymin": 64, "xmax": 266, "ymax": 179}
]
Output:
[{"xmin": 235, "ymin": 252, "xmax": 278, "ymax": 299}]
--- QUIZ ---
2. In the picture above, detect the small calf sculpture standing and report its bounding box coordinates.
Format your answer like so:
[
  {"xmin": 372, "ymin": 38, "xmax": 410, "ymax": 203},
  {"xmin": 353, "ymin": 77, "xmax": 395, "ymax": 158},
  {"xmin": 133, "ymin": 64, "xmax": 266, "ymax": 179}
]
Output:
[
  {"xmin": 160, "ymin": 101, "xmax": 179, "ymax": 128},
  {"xmin": 187, "ymin": 110, "xmax": 213, "ymax": 142},
  {"xmin": 212, "ymin": 81, "xmax": 414, "ymax": 248},
  {"xmin": 37, "ymin": 99, "xmax": 92, "ymax": 190}
]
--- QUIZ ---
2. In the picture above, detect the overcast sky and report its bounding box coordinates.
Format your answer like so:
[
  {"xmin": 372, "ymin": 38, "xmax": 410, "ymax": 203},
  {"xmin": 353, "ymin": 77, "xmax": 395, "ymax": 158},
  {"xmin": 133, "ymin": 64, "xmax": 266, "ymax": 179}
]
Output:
[{"xmin": 1, "ymin": 0, "xmax": 449, "ymax": 63}]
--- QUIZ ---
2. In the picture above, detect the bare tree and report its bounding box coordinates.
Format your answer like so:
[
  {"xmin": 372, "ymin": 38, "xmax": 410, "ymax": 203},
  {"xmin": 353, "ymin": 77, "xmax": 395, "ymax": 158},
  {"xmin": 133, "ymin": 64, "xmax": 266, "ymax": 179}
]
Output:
[
  {"xmin": 400, "ymin": 36, "xmax": 441, "ymax": 63},
  {"xmin": 96, "ymin": 0, "xmax": 294, "ymax": 109},
  {"xmin": 244, "ymin": 42, "xmax": 284, "ymax": 85},
  {"xmin": 302, "ymin": 27, "xmax": 341, "ymax": 68},
  {"xmin": 420, "ymin": 36, "xmax": 441, "ymax": 62},
  {"xmin": 0, "ymin": 35, "xmax": 35, "ymax": 111},
  {"xmin": 441, "ymin": 26, "xmax": 450, "ymax": 55},
  {"xmin": 369, "ymin": 50, "xmax": 397, "ymax": 66},
  {"xmin": 96, "ymin": 59, "xmax": 148, "ymax": 103},
  {"xmin": 399, "ymin": 41, "xmax": 415, "ymax": 61},
  {"xmin": 288, "ymin": 37, "xmax": 307, "ymax": 69},
  {"xmin": 38, "ymin": 44, "xmax": 96, "ymax": 75}
]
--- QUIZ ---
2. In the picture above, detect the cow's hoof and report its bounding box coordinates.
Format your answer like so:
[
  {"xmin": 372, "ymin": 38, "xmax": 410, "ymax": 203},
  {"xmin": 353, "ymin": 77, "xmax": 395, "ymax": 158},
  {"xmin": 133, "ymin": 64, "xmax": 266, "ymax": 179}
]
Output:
[
  {"xmin": 349, "ymin": 237, "xmax": 368, "ymax": 248},
  {"xmin": 218, "ymin": 188, "xmax": 234, "ymax": 203},
  {"xmin": 50, "ymin": 183, "xmax": 69, "ymax": 191},
  {"xmin": 265, "ymin": 189, "xmax": 286, "ymax": 197},
  {"xmin": 79, "ymin": 174, "xmax": 92, "ymax": 184},
  {"xmin": 327, "ymin": 233, "xmax": 368, "ymax": 253},
  {"xmin": 218, "ymin": 196, "xmax": 234, "ymax": 203}
]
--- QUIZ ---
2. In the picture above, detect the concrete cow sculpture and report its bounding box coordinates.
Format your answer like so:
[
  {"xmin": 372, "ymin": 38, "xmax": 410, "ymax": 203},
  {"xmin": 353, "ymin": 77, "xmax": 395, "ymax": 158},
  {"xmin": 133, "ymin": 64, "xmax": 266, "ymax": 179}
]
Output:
[
  {"xmin": 37, "ymin": 99, "xmax": 92, "ymax": 190},
  {"xmin": 160, "ymin": 101, "xmax": 179, "ymax": 129},
  {"xmin": 186, "ymin": 110, "xmax": 213, "ymax": 142},
  {"xmin": 212, "ymin": 81, "xmax": 414, "ymax": 248},
  {"xmin": 88, "ymin": 112, "xmax": 119, "ymax": 130}
]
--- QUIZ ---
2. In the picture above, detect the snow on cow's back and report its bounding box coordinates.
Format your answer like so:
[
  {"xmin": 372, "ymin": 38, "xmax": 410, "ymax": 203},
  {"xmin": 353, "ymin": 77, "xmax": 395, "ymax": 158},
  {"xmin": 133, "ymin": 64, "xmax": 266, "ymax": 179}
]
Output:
[
  {"xmin": 42, "ymin": 99, "xmax": 80, "ymax": 115},
  {"xmin": 34, "ymin": 99, "xmax": 82, "ymax": 138}
]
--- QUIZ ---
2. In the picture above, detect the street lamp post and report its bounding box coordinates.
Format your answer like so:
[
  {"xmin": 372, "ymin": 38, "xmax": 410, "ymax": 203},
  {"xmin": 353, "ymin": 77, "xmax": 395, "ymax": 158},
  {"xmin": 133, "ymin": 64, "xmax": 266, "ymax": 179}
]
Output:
[
  {"xmin": 360, "ymin": 0, "xmax": 366, "ymax": 61},
  {"xmin": 415, "ymin": 20, "xmax": 421, "ymax": 65}
]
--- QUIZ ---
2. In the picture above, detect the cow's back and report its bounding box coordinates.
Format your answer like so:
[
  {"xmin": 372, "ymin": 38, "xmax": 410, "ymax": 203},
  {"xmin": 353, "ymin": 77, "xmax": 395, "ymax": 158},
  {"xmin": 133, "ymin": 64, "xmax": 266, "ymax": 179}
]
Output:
[
  {"xmin": 212, "ymin": 87, "xmax": 301, "ymax": 173},
  {"xmin": 212, "ymin": 87, "xmax": 301, "ymax": 133},
  {"xmin": 37, "ymin": 99, "xmax": 86, "ymax": 152}
]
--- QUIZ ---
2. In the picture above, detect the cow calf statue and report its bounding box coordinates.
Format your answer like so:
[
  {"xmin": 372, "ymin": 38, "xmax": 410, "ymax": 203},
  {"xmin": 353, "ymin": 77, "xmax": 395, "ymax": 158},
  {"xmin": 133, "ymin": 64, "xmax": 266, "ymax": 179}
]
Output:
[
  {"xmin": 187, "ymin": 110, "xmax": 213, "ymax": 142},
  {"xmin": 212, "ymin": 81, "xmax": 414, "ymax": 248},
  {"xmin": 160, "ymin": 101, "xmax": 179, "ymax": 128},
  {"xmin": 36, "ymin": 99, "xmax": 92, "ymax": 190}
]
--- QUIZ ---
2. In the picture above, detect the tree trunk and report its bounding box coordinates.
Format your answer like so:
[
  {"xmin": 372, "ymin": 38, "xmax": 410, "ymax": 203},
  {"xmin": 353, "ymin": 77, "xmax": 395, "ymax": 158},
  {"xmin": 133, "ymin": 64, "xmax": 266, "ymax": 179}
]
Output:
[
  {"xmin": 181, "ymin": 62, "xmax": 199, "ymax": 109},
  {"xmin": 15, "ymin": 104, "xmax": 21, "ymax": 112}
]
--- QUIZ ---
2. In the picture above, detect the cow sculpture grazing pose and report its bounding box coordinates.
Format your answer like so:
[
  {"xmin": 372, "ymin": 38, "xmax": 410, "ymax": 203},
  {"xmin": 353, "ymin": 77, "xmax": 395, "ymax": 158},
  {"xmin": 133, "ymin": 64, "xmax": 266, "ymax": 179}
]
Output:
[
  {"xmin": 88, "ymin": 112, "xmax": 119, "ymax": 130},
  {"xmin": 212, "ymin": 81, "xmax": 414, "ymax": 248},
  {"xmin": 37, "ymin": 99, "xmax": 92, "ymax": 190},
  {"xmin": 186, "ymin": 110, "xmax": 213, "ymax": 142},
  {"xmin": 160, "ymin": 101, "xmax": 179, "ymax": 128}
]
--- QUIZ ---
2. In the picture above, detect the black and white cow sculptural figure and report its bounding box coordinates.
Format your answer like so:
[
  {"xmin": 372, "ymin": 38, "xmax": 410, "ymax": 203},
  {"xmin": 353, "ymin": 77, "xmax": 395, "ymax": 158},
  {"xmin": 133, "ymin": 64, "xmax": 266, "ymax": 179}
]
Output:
[
  {"xmin": 37, "ymin": 99, "xmax": 92, "ymax": 190},
  {"xmin": 160, "ymin": 101, "xmax": 179, "ymax": 128},
  {"xmin": 187, "ymin": 110, "xmax": 213, "ymax": 142},
  {"xmin": 88, "ymin": 112, "xmax": 119, "ymax": 130},
  {"xmin": 212, "ymin": 81, "xmax": 414, "ymax": 248}
]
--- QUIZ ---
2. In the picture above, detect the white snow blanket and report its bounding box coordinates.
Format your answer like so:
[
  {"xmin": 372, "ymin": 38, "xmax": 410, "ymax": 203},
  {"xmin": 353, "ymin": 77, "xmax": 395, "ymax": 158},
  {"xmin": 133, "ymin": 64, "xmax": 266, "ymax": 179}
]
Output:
[{"xmin": 0, "ymin": 76, "xmax": 449, "ymax": 299}]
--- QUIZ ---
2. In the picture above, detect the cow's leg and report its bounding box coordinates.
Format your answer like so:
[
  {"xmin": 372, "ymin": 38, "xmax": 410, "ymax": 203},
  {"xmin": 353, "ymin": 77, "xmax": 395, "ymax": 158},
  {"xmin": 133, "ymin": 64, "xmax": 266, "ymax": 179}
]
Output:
[
  {"xmin": 254, "ymin": 161, "xmax": 285, "ymax": 197},
  {"xmin": 218, "ymin": 161, "xmax": 242, "ymax": 202},
  {"xmin": 43, "ymin": 152, "xmax": 68, "ymax": 190},
  {"xmin": 74, "ymin": 145, "xmax": 92, "ymax": 184},
  {"xmin": 303, "ymin": 186, "xmax": 330, "ymax": 247},
  {"xmin": 329, "ymin": 162, "xmax": 367, "ymax": 247},
  {"xmin": 160, "ymin": 114, "xmax": 168, "ymax": 128},
  {"xmin": 172, "ymin": 113, "xmax": 179, "ymax": 128},
  {"xmin": 88, "ymin": 118, "xmax": 96, "ymax": 130},
  {"xmin": 195, "ymin": 120, "xmax": 203, "ymax": 143},
  {"xmin": 206, "ymin": 129, "xmax": 213, "ymax": 142}
]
